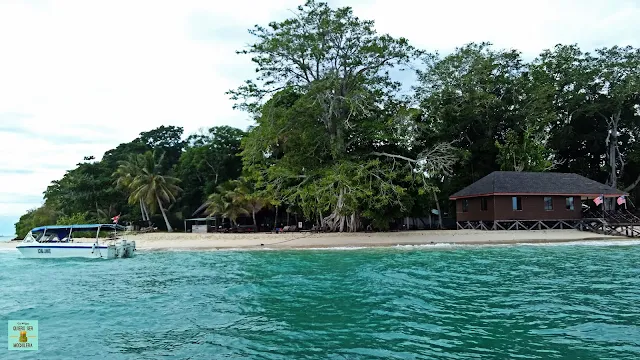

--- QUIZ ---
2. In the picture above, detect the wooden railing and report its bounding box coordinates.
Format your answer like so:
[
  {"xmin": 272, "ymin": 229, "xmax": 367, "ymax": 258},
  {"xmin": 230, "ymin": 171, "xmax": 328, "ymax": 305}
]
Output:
[{"xmin": 583, "ymin": 210, "xmax": 640, "ymax": 224}]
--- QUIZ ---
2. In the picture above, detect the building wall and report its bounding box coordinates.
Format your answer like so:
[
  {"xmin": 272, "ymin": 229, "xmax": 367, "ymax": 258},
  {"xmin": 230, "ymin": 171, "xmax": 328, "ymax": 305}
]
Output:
[
  {"xmin": 456, "ymin": 195, "xmax": 582, "ymax": 221},
  {"xmin": 494, "ymin": 195, "xmax": 582, "ymax": 220},
  {"xmin": 455, "ymin": 196, "xmax": 495, "ymax": 222}
]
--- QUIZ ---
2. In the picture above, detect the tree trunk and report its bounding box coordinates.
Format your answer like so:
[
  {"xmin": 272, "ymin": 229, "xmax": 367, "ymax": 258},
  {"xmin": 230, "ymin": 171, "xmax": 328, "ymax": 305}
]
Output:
[
  {"xmin": 142, "ymin": 202, "xmax": 152, "ymax": 226},
  {"xmin": 145, "ymin": 203, "xmax": 152, "ymax": 226},
  {"xmin": 139, "ymin": 199, "xmax": 145, "ymax": 221},
  {"xmin": 140, "ymin": 199, "xmax": 147, "ymax": 222},
  {"xmin": 252, "ymin": 209, "xmax": 257, "ymax": 232},
  {"xmin": 322, "ymin": 187, "xmax": 358, "ymax": 232},
  {"xmin": 432, "ymin": 190, "xmax": 443, "ymax": 229},
  {"xmin": 274, "ymin": 205, "xmax": 279, "ymax": 230},
  {"xmin": 287, "ymin": 211, "xmax": 290, "ymax": 226},
  {"xmin": 156, "ymin": 194, "xmax": 173, "ymax": 232},
  {"xmin": 609, "ymin": 121, "xmax": 619, "ymax": 190},
  {"xmin": 609, "ymin": 131, "xmax": 617, "ymax": 211},
  {"xmin": 607, "ymin": 112, "xmax": 620, "ymax": 210}
]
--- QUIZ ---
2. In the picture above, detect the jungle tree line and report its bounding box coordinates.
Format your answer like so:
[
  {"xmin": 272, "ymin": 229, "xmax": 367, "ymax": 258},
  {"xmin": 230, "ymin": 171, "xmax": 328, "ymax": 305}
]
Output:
[
  {"xmin": 15, "ymin": 0, "xmax": 640, "ymax": 235},
  {"xmin": 14, "ymin": 125, "xmax": 246, "ymax": 236}
]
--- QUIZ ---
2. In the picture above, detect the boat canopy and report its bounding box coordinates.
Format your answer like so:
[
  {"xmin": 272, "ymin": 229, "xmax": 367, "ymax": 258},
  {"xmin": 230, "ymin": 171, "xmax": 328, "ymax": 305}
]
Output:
[{"xmin": 30, "ymin": 224, "xmax": 126, "ymax": 233}]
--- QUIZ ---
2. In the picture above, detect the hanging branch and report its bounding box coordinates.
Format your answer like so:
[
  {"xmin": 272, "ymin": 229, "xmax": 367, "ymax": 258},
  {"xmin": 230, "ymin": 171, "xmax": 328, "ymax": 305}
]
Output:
[{"xmin": 371, "ymin": 142, "xmax": 458, "ymax": 177}]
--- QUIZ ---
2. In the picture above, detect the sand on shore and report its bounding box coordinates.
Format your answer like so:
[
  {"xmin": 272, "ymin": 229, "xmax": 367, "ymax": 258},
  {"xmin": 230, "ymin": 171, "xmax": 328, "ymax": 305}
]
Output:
[{"xmin": 1, "ymin": 229, "xmax": 632, "ymax": 251}]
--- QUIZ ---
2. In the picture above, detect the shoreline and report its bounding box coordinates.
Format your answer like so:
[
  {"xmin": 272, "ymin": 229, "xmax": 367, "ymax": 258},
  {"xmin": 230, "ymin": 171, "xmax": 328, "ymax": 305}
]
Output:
[
  {"xmin": 1, "ymin": 229, "xmax": 634, "ymax": 252},
  {"xmin": 130, "ymin": 238, "xmax": 640, "ymax": 252}
]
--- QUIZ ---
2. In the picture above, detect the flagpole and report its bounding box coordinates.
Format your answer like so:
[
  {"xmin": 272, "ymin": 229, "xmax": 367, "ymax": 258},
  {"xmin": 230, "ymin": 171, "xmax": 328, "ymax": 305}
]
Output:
[{"xmin": 113, "ymin": 213, "xmax": 121, "ymax": 238}]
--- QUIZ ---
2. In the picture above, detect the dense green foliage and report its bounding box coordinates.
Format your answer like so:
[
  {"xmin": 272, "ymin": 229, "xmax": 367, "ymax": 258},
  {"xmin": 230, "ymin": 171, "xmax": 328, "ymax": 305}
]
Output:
[
  {"xmin": 14, "ymin": 125, "xmax": 245, "ymax": 237},
  {"xmin": 205, "ymin": 178, "xmax": 271, "ymax": 230},
  {"xmin": 176, "ymin": 126, "xmax": 245, "ymax": 217},
  {"xmin": 15, "ymin": 206, "xmax": 59, "ymax": 238},
  {"xmin": 15, "ymin": 1, "xmax": 640, "ymax": 235}
]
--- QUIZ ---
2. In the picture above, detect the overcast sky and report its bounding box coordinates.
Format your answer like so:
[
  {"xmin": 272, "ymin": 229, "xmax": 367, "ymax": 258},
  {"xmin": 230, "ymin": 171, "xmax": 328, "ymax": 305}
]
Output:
[{"xmin": 0, "ymin": 0, "xmax": 638, "ymax": 235}]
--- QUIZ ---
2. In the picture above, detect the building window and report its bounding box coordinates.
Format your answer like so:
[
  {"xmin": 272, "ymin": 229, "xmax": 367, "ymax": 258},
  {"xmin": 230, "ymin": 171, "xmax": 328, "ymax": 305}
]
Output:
[
  {"xmin": 462, "ymin": 199, "xmax": 469, "ymax": 212},
  {"xmin": 566, "ymin": 197, "xmax": 574, "ymax": 210},
  {"xmin": 544, "ymin": 197, "xmax": 553, "ymax": 211},
  {"xmin": 481, "ymin": 197, "xmax": 488, "ymax": 211},
  {"xmin": 512, "ymin": 196, "xmax": 522, "ymax": 211}
]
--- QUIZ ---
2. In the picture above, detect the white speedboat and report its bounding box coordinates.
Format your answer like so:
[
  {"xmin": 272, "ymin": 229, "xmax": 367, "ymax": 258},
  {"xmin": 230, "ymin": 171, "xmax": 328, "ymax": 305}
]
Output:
[{"xmin": 16, "ymin": 224, "xmax": 136, "ymax": 259}]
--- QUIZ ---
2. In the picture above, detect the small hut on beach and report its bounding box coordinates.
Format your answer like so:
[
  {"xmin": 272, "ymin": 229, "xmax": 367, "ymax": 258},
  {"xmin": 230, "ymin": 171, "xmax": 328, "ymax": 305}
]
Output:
[{"xmin": 449, "ymin": 171, "xmax": 628, "ymax": 230}]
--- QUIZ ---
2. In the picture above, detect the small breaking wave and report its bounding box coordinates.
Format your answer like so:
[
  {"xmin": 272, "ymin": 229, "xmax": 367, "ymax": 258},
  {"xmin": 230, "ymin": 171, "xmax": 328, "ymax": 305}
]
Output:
[
  {"xmin": 516, "ymin": 239, "xmax": 640, "ymax": 247},
  {"xmin": 127, "ymin": 238, "xmax": 640, "ymax": 254},
  {"xmin": 393, "ymin": 243, "xmax": 458, "ymax": 249}
]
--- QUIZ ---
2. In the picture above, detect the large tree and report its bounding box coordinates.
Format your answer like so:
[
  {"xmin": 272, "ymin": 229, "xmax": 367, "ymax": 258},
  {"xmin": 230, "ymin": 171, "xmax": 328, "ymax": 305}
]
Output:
[
  {"xmin": 136, "ymin": 125, "xmax": 185, "ymax": 172},
  {"xmin": 233, "ymin": 0, "xmax": 456, "ymax": 231},
  {"xmin": 532, "ymin": 45, "xmax": 640, "ymax": 200},
  {"xmin": 416, "ymin": 43, "xmax": 555, "ymax": 176}
]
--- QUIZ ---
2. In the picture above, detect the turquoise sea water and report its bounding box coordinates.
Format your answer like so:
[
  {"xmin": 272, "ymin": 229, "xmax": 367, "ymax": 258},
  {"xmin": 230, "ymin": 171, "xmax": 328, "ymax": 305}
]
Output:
[{"xmin": 1, "ymin": 243, "xmax": 640, "ymax": 359}]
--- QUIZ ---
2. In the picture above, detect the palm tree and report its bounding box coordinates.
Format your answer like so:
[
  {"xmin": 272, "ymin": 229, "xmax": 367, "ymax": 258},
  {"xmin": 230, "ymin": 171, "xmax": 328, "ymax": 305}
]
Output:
[
  {"xmin": 114, "ymin": 154, "xmax": 151, "ymax": 225},
  {"xmin": 233, "ymin": 178, "xmax": 269, "ymax": 231},
  {"xmin": 115, "ymin": 151, "xmax": 182, "ymax": 232},
  {"xmin": 205, "ymin": 181, "xmax": 249, "ymax": 228}
]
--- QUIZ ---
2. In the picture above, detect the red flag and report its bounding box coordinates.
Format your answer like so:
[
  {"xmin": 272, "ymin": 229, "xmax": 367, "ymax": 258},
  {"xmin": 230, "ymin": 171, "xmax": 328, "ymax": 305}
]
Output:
[
  {"xmin": 617, "ymin": 196, "xmax": 626, "ymax": 206},
  {"xmin": 112, "ymin": 215, "xmax": 120, "ymax": 224},
  {"xmin": 593, "ymin": 196, "xmax": 603, "ymax": 206}
]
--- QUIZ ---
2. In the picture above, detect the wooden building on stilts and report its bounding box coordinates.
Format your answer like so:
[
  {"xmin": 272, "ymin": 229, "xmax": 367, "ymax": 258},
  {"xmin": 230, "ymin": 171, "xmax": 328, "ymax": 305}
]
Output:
[{"xmin": 449, "ymin": 171, "xmax": 640, "ymax": 236}]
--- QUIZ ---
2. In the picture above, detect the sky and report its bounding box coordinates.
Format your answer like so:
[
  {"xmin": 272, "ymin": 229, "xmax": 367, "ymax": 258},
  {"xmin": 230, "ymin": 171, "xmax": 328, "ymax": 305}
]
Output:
[{"xmin": 0, "ymin": 0, "xmax": 638, "ymax": 236}]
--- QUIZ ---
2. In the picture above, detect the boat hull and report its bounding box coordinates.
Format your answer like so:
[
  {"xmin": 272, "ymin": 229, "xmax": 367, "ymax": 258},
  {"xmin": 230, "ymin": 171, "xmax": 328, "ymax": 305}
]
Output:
[{"xmin": 16, "ymin": 243, "xmax": 117, "ymax": 259}]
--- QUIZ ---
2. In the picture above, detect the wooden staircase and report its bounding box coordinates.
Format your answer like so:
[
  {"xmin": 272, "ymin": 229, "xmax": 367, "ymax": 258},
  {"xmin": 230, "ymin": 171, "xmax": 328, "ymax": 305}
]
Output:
[{"xmin": 582, "ymin": 210, "xmax": 640, "ymax": 238}]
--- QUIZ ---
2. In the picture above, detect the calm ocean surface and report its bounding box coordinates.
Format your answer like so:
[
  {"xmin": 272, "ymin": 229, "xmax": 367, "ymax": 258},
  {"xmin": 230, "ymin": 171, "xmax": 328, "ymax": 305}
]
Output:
[{"xmin": 1, "ymin": 243, "xmax": 640, "ymax": 359}]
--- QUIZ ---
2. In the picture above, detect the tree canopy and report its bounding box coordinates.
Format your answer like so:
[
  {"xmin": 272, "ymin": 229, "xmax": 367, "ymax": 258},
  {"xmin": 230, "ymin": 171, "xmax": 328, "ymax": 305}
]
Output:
[{"xmin": 234, "ymin": 0, "xmax": 458, "ymax": 231}]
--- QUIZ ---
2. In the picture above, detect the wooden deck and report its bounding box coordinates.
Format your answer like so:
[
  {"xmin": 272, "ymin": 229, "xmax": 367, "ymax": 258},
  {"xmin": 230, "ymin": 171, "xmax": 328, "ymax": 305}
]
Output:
[
  {"xmin": 456, "ymin": 210, "xmax": 640, "ymax": 238},
  {"xmin": 457, "ymin": 220, "xmax": 580, "ymax": 231}
]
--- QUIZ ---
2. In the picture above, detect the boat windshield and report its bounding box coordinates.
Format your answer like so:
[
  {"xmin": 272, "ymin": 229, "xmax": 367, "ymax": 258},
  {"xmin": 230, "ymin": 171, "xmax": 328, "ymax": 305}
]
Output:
[
  {"xmin": 22, "ymin": 232, "xmax": 38, "ymax": 243},
  {"xmin": 39, "ymin": 233, "xmax": 70, "ymax": 243},
  {"xmin": 24, "ymin": 229, "xmax": 72, "ymax": 243}
]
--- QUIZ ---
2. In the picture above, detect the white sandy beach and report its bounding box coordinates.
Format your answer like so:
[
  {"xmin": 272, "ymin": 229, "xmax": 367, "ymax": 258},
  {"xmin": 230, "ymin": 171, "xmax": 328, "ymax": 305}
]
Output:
[{"xmin": 0, "ymin": 229, "xmax": 632, "ymax": 251}]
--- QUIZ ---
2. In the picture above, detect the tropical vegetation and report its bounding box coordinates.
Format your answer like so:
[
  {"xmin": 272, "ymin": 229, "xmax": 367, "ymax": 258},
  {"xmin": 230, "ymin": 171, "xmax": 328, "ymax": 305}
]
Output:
[{"xmin": 15, "ymin": 0, "xmax": 640, "ymax": 236}]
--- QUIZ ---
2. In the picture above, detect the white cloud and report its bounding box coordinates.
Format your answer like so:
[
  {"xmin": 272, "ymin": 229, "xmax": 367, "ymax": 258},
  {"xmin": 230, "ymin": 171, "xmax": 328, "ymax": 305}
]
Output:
[
  {"xmin": 351, "ymin": 0, "xmax": 639, "ymax": 57},
  {"xmin": 0, "ymin": 0, "xmax": 637, "ymax": 233}
]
